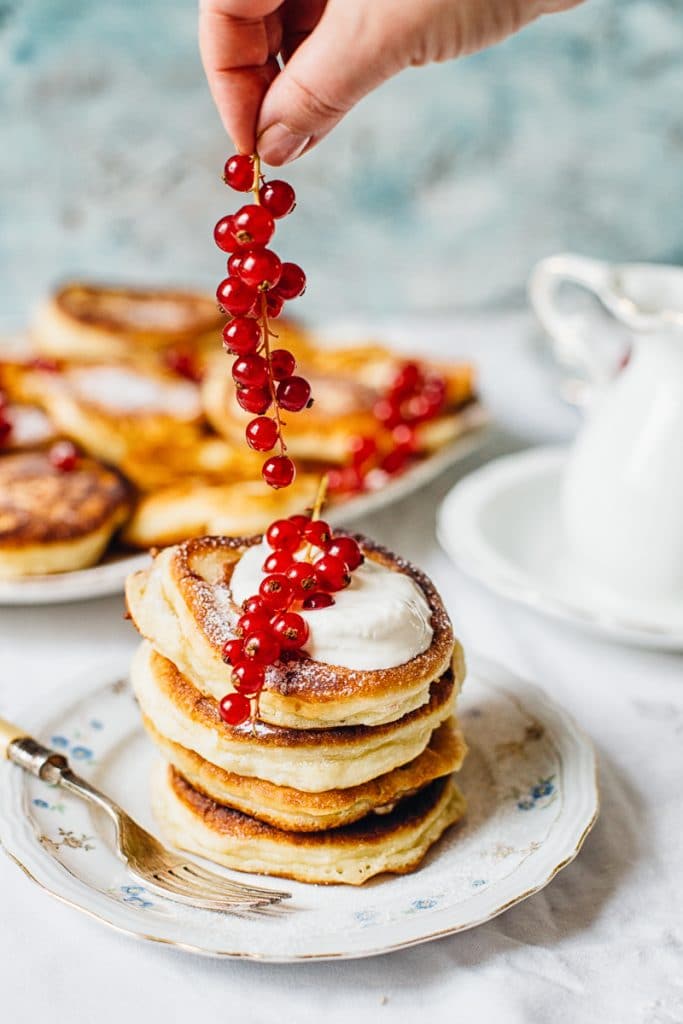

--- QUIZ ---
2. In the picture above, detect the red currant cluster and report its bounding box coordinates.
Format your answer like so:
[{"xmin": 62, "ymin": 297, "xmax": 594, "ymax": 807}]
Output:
[
  {"xmin": 214, "ymin": 153, "xmax": 310, "ymax": 490},
  {"xmin": 329, "ymin": 360, "xmax": 447, "ymax": 496},
  {"xmin": 218, "ymin": 512, "xmax": 364, "ymax": 727}
]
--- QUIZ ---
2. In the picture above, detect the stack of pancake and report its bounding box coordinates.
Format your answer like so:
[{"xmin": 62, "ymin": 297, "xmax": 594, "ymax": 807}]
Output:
[{"xmin": 126, "ymin": 533, "xmax": 468, "ymax": 885}]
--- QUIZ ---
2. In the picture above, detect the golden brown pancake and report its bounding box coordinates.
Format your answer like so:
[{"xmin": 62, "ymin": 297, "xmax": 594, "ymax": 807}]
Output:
[
  {"xmin": 122, "ymin": 475, "xmax": 320, "ymax": 549},
  {"xmin": 144, "ymin": 714, "xmax": 467, "ymax": 831},
  {"xmin": 0, "ymin": 403, "xmax": 57, "ymax": 451},
  {"xmin": 125, "ymin": 533, "xmax": 461, "ymax": 729},
  {"xmin": 32, "ymin": 282, "xmax": 226, "ymax": 365},
  {"xmin": 132, "ymin": 642, "xmax": 457, "ymax": 791},
  {"xmin": 202, "ymin": 345, "xmax": 481, "ymax": 464},
  {"xmin": 0, "ymin": 450, "xmax": 131, "ymax": 577},
  {"xmin": 152, "ymin": 763, "xmax": 466, "ymax": 885},
  {"xmin": 15, "ymin": 360, "xmax": 246, "ymax": 491}
]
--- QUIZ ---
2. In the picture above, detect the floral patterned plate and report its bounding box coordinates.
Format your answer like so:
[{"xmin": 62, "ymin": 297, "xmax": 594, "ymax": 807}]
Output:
[{"xmin": 0, "ymin": 654, "xmax": 597, "ymax": 961}]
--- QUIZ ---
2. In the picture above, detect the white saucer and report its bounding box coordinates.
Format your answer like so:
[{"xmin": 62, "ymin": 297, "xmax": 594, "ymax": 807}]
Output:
[
  {"xmin": 438, "ymin": 446, "xmax": 683, "ymax": 650},
  {"xmin": 0, "ymin": 655, "xmax": 597, "ymax": 961}
]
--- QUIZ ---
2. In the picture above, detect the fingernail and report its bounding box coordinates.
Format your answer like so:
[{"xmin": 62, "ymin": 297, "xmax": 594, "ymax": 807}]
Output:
[{"xmin": 257, "ymin": 123, "xmax": 311, "ymax": 165}]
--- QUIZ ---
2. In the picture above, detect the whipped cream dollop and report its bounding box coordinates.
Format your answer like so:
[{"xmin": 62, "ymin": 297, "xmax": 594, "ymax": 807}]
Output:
[{"xmin": 229, "ymin": 538, "xmax": 434, "ymax": 671}]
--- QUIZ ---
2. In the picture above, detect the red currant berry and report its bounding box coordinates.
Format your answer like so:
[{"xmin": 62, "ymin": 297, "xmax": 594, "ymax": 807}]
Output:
[
  {"xmin": 222, "ymin": 317, "xmax": 261, "ymax": 356},
  {"xmin": 327, "ymin": 466, "xmax": 364, "ymax": 494},
  {"xmin": 236, "ymin": 387, "xmax": 271, "ymax": 415},
  {"xmin": 286, "ymin": 562, "xmax": 319, "ymax": 598},
  {"xmin": 264, "ymin": 292, "xmax": 284, "ymax": 318},
  {"xmin": 391, "ymin": 423, "xmax": 417, "ymax": 451},
  {"xmin": 314, "ymin": 554, "xmax": 351, "ymax": 592},
  {"xmin": 350, "ymin": 435, "xmax": 377, "ymax": 466},
  {"xmin": 246, "ymin": 416, "xmax": 279, "ymax": 452},
  {"xmin": 326, "ymin": 536, "xmax": 364, "ymax": 571},
  {"xmin": 216, "ymin": 277, "xmax": 258, "ymax": 316},
  {"xmin": 373, "ymin": 397, "xmax": 402, "ymax": 428},
  {"xmin": 259, "ymin": 180, "xmax": 296, "ymax": 218},
  {"xmin": 263, "ymin": 549, "xmax": 293, "ymax": 573},
  {"xmin": 27, "ymin": 356, "xmax": 59, "ymax": 372},
  {"xmin": 270, "ymin": 349, "xmax": 296, "ymax": 381},
  {"xmin": 221, "ymin": 638, "xmax": 244, "ymax": 665},
  {"xmin": 422, "ymin": 376, "xmax": 447, "ymax": 415},
  {"xmin": 288, "ymin": 513, "xmax": 311, "ymax": 531},
  {"xmin": 232, "ymin": 661, "xmax": 265, "ymax": 696},
  {"xmin": 380, "ymin": 447, "xmax": 409, "ymax": 474},
  {"xmin": 227, "ymin": 252, "xmax": 244, "ymax": 276},
  {"xmin": 259, "ymin": 573, "xmax": 294, "ymax": 610},
  {"xmin": 242, "ymin": 595, "xmax": 267, "ymax": 614},
  {"xmin": 275, "ymin": 262, "xmax": 306, "ymax": 300},
  {"xmin": 276, "ymin": 376, "xmax": 311, "ymax": 412},
  {"xmin": 303, "ymin": 591, "xmax": 335, "ymax": 610},
  {"xmin": 232, "ymin": 205, "xmax": 275, "ymax": 248},
  {"xmin": 262, "ymin": 454, "xmax": 296, "ymax": 489},
  {"xmin": 164, "ymin": 349, "xmax": 201, "ymax": 382},
  {"xmin": 219, "ymin": 692, "xmax": 251, "ymax": 725},
  {"xmin": 223, "ymin": 154, "xmax": 255, "ymax": 191},
  {"xmin": 236, "ymin": 610, "xmax": 272, "ymax": 636},
  {"xmin": 271, "ymin": 611, "xmax": 309, "ymax": 650},
  {"xmin": 238, "ymin": 249, "xmax": 282, "ymax": 290},
  {"xmin": 266, "ymin": 518, "xmax": 303, "ymax": 550},
  {"xmin": 0, "ymin": 417, "xmax": 12, "ymax": 444},
  {"xmin": 390, "ymin": 362, "xmax": 422, "ymax": 398},
  {"xmin": 242, "ymin": 629, "xmax": 280, "ymax": 664},
  {"xmin": 214, "ymin": 216, "xmax": 237, "ymax": 252},
  {"xmin": 49, "ymin": 441, "xmax": 78, "ymax": 472},
  {"xmin": 303, "ymin": 519, "xmax": 331, "ymax": 548},
  {"xmin": 402, "ymin": 394, "xmax": 432, "ymax": 423},
  {"xmin": 232, "ymin": 354, "xmax": 269, "ymax": 389}
]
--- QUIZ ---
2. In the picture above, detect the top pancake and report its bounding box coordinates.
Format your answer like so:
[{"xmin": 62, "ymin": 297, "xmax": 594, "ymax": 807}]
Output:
[{"xmin": 125, "ymin": 532, "xmax": 462, "ymax": 730}]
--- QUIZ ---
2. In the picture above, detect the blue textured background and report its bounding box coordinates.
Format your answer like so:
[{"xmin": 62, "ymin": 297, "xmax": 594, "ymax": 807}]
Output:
[{"xmin": 1, "ymin": 0, "xmax": 682, "ymax": 325}]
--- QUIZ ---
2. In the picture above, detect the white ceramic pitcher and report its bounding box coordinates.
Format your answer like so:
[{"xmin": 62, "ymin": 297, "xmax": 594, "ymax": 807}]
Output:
[{"xmin": 529, "ymin": 253, "xmax": 683, "ymax": 605}]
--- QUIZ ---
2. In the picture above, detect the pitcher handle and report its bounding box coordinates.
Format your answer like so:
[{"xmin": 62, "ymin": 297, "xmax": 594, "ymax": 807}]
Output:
[{"xmin": 528, "ymin": 253, "xmax": 616, "ymax": 388}]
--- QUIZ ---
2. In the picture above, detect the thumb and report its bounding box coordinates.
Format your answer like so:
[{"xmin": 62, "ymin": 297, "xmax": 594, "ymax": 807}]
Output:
[{"xmin": 256, "ymin": 2, "xmax": 403, "ymax": 165}]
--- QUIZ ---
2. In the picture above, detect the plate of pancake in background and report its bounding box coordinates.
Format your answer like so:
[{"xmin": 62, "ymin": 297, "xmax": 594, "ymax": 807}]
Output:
[
  {"xmin": 0, "ymin": 647, "xmax": 598, "ymax": 959},
  {"xmin": 0, "ymin": 282, "xmax": 489, "ymax": 605}
]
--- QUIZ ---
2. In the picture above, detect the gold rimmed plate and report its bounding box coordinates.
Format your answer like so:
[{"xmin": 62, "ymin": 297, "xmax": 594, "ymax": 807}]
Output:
[{"xmin": 0, "ymin": 653, "xmax": 597, "ymax": 961}]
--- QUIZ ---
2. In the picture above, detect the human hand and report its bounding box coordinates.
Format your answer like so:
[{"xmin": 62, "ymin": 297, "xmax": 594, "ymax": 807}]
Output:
[{"xmin": 199, "ymin": 0, "xmax": 583, "ymax": 165}]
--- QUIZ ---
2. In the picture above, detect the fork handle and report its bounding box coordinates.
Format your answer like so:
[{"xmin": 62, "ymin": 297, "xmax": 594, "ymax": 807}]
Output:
[
  {"xmin": 0, "ymin": 717, "xmax": 30, "ymax": 757},
  {"xmin": 0, "ymin": 717, "xmax": 70, "ymax": 782}
]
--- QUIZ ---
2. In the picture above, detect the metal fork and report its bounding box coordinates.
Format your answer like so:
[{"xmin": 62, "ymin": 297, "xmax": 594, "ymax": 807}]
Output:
[{"xmin": 0, "ymin": 717, "xmax": 291, "ymax": 914}]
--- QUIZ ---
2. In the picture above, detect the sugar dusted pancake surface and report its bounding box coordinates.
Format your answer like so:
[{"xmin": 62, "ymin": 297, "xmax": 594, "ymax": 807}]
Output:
[
  {"xmin": 143, "ymin": 714, "xmax": 466, "ymax": 831},
  {"xmin": 152, "ymin": 763, "xmax": 466, "ymax": 885},
  {"xmin": 132, "ymin": 642, "xmax": 457, "ymax": 792},
  {"xmin": 125, "ymin": 533, "xmax": 460, "ymax": 729}
]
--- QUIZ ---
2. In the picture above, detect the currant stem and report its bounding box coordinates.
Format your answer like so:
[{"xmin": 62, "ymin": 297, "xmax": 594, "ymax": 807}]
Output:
[
  {"xmin": 251, "ymin": 153, "xmax": 262, "ymax": 204},
  {"xmin": 260, "ymin": 291, "xmax": 286, "ymax": 455},
  {"xmin": 311, "ymin": 474, "xmax": 329, "ymax": 522}
]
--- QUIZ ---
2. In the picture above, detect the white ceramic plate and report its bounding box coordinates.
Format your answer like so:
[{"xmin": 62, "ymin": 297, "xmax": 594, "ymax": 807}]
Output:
[
  {"xmin": 0, "ymin": 551, "xmax": 151, "ymax": 606},
  {"xmin": 0, "ymin": 417, "xmax": 489, "ymax": 607},
  {"xmin": 438, "ymin": 446, "xmax": 683, "ymax": 649},
  {"xmin": 0, "ymin": 654, "xmax": 597, "ymax": 961}
]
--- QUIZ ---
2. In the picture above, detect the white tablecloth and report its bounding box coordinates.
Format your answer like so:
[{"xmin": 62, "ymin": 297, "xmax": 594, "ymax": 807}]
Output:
[{"xmin": 1, "ymin": 314, "xmax": 682, "ymax": 1024}]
